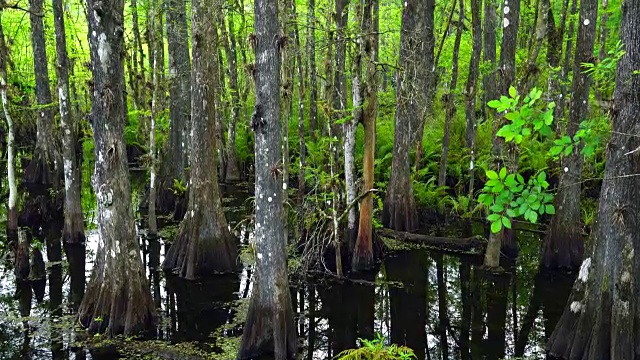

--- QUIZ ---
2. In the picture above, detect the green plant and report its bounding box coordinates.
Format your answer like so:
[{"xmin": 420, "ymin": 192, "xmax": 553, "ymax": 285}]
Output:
[
  {"xmin": 582, "ymin": 40, "xmax": 625, "ymax": 95},
  {"xmin": 170, "ymin": 178, "xmax": 188, "ymax": 196},
  {"xmin": 488, "ymin": 87, "xmax": 555, "ymax": 143},
  {"xmin": 336, "ymin": 333, "xmax": 416, "ymax": 360}
]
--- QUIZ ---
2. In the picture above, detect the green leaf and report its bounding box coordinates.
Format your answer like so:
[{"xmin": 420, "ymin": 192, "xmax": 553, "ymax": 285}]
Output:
[
  {"xmin": 509, "ymin": 86, "xmax": 517, "ymax": 98},
  {"xmin": 487, "ymin": 214, "xmax": 501, "ymax": 222},
  {"xmin": 506, "ymin": 208, "xmax": 517, "ymax": 217},
  {"xmin": 505, "ymin": 111, "xmax": 519, "ymax": 121},
  {"xmin": 565, "ymin": 145, "xmax": 573, "ymax": 156},
  {"xmin": 537, "ymin": 172, "xmax": 547, "ymax": 183},
  {"xmin": 490, "ymin": 204, "xmax": 504, "ymax": 213},
  {"xmin": 496, "ymin": 126, "xmax": 514, "ymax": 138},
  {"xmin": 502, "ymin": 216, "xmax": 512, "ymax": 229},
  {"xmin": 531, "ymin": 201, "xmax": 540, "ymax": 210},
  {"xmin": 488, "ymin": 100, "xmax": 502, "ymax": 109},
  {"xmin": 530, "ymin": 210, "xmax": 538, "ymax": 223},
  {"xmin": 549, "ymin": 146, "xmax": 563, "ymax": 156},
  {"xmin": 546, "ymin": 204, "xmax": 556, "ymax": 214},
  {"xmin": 499, "ymin": 167, "xmax": 507, "ymax": 180},
  {"xmin": 522, "ymin": 127, "xmax": 532, "ymax": 136},
  {"xmin": 517, "ymin": 174, "xmax": 525, "ymax": 184},
  {"xmin": 492, "ymin": 183, "xmax": 505, "ymax": 193},
  {"xmin": 491, "ymin": 220, "xmax": 503, "ymax": 233},
  {"xmin": 487, "ymin": 170, "xmax": 499, "ymax": 180},
  {"xmin": 519, "ymin": 202, "xmax": 529, "ymax": 215}
]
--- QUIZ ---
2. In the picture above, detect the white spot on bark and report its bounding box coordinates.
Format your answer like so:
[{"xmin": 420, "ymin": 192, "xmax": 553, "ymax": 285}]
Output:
[
  {"xmin": 622, "ymin": 271, "xmax": 631, "ymax": 283},
  {"xmin": 564, "ymin": 167, "xmax": 569, "ymax": 173},
  {"xmin": 268, "ymin": 197, "xmax": 272, "ymax": 202},
  {"xmin": 504, "ymin": 6, "xmax": 510, "ymax": 14},
  {"xmin": 470, "ymin": 161, "xmax": 474, "ymax": 170},
  {"xmin": 283, "ymin": 183, "xmax": 287, "ymax": 190},
  {"xmin": 578, "ymin": 257, "xmax": 591, "ymax": 282},
  {"xmin": 190, "ymin": 210, "xmax": 195, "ymax": 217},
  {"xmin": 503, "ymin": 18, "xmax": 510, "ymax": 28},
  {"xmin": 570, "ymin": 301, "xmax": 582, "ymax": 313},
  {"xmin": 583, "ymin": 19, "xmax": 590, "ymax": 26},
  {"xmin": 257, "ymin": 253, "xmax": 263, "ymax": 260},
  {"xmin": 97, "ymin": 33, "xmax": 111, "ymax": 74}
]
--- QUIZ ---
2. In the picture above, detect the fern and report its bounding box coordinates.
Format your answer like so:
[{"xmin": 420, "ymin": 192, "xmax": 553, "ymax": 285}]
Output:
[{"xmin": 336, "ymin": 333, "xmax": 416, "ymax": 360}]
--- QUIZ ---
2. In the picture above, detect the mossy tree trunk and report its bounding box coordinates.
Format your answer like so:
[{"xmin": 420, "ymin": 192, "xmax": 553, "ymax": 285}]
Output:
[
  {"xmin": 548, "ymin": 1, "xmax": 640, "ymax": 357},
  {"xmin": 465, "ymin": 0, "xmax": 482, "ymax": 198},
  {"xmin": 26, "ymin": 0, "xmax": 61, "ymax": 187},
  {"xmin": 52, "ymin": 0, "xmax": 85, "ymax": 311},
  {"xmin": 162, "ymin": 0, "xmax": 238, "ymax": 280},
  {"xmin": 238, "ymin": 1, "xmax": 296, "ymax": 357},
  {"xmin": 0, "ymin": 12, "xmax": 17, "ymax": 234},
  {"xmin": 543, "ymin": 0, "xmax": 598, "ymax": 270},
  {"xmin": 78, "ymin": 0, "xmax": 156, "ymax": 335},
  {"xmin": 307, "ymin": 0, "xmax": 318, "ymax": 141},
  {"xmin": 382, "ymin": 0, "xmax": 430, "ymax": 232}
]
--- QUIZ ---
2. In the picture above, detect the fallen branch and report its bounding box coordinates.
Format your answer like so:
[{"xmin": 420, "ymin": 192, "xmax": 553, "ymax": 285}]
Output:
[{"xmin": 378, "ymin": 228, "xmax": 487, "ymax": 255}]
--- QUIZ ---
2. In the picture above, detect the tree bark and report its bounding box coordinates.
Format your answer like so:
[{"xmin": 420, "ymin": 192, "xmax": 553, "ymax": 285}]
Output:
[
  {"xmin": 0, "ymin": 11, "xmax": 17, "ymax": 234},
  {"xmin": 221, "ymin": 4, "xmax": 242, "ymax": 182},
  {"xmin": 438, "ymin": 0, "xmax": 464, "ymax": 188},
  {"xmin": 25, "ymin": 0, "xmax": 61, "ymax": 187},
  {"xmin": 482, "ymin": 0, "xmax": 498, "ymax": 116},
  {"xmin": 238, "ymin": 0, "xmax": 297, "ymax": 358},
  {"xmin": 162, "ymin": 0, "xmax": 191, "ymax": 187},
  {"xmin": 484, "ymin": 0, "xmax": 521, "ymax": 268},
  {"xmin": 383, "ymin": 0, "xmax": 429, "ymax": 232},
  {"xmin": 52, "ymin": 0, "xmax": 85, "ymax": 311},
  {"xmin": 548, "ymin": 2, "xmax": 639, "ymax": 356},
  {"xmin": 162, "ymin": 0, "xmax": 238, "ymax": 279},
  {"xmin": 465, "ymin": 0, "xmax": 482, "ymax": 200},
  {"xmin": 78, "ymin": 0, "xmax": 156, "ymax": 335},
  {"xmin": 413, "ymin": 0, "xmax": 435, "ymax": 171},
  {"xmin": 353, "ymin": 0, "xmax": 379, "ymax": 272},
  {"xmin": 436, "ymin": 253, "xmax": 449, "ymax": 360},
  {"xmin": 307, "ymin": 0, "xmax": 318, "ymax": 141},
  {"xmin": 543, "ymin": 0, "xmax": 598, "ymax": 270},
  {"xmin": 148, "ymin": 0, "xmax": 162, "ymax": 238}
]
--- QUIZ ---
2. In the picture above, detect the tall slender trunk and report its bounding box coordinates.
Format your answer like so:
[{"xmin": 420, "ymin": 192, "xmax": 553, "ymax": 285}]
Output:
[
  {"xmin": 436, "ymin": 254, "xmax": 449, "ymax": 359},
  {"xmin": 519, "ymin": 0, "xmax": 549, "ymax": 93},
  {"xmin": 26, "ymin": 0, "xmax": 60, "ymax": 187},
  {"xmin": 465, "ymin": 0, "xmax": 482, "ymax": 201},
  {"xmin": 482, "ymin": 0, "xmax": 498, "ymax": 116},
  {"xmin": 547, "ymin": 0, "xmax": 570, "ymax": 133},
  {"xmin": 383, "ymin": 0, "xmax": 429, "ymax": 231},
  {"xmin": 307, "ymin": 0, "xmax": 318, "ymax": 141},
  {"xmin": 438, "ymin": 0, "xmax": 464, "ymax": 188},
  {"xmin": 333, "ymin": 0, "xmax": 348, "ymax": 132},
  {"xmin": 148, "ymin": 0, "xmax": 161, "ymax": 238},
  {"xmin": 222, "ymin": 5, "xmax": 242, "ymax": 181},
  {"xmin": 291, "ymin": 0, "xmax": 306, "ymax": 238},
  {"xmin": 556, "ymin": 0, "xmax": 578, "ymax": 122},
  {"xmin": 353, "ymin": 0, "xmax": 378, "ymax": 272},
  {"xmin": 52, "ymin": 0, "xmax": 85, "ymax": 311},
  {"xmin": 484, "ymin": 0, "xmax": 521, "ymax": 268},
  {"xmin": 162, "ymin": 0, "xmax": 237, "ymax": 279},
  {"xmin": 543, "ymin": 0, "xmax": 598, "ymax": 270},
  {"xmin": 164, "ymin": 0, "xmax": 191, "ymax": 183},
  {"xmin": 0, "ymin": 12, "xmax": 17, "ymax": 233},
  {"xmin": 346, "ymin": 0, "xmax": 363, "ymax": 240},
  {"xmin": 238, "ymin": 0, "xmax": 297, "ymax": 357},
  {"xmin": 595, "ymin": 0, "xmax": 608, "ymax": 101},
  {"xmin": 78, "ymin": 0, "xmax": 155, "ymax": 334},
  {"xmin": 548, "ymin": 2, "xmax": 640, "ymax": 355},
  {"xmin": 280, "ymin": 0, "xmax": 293, "ymax": 207}
]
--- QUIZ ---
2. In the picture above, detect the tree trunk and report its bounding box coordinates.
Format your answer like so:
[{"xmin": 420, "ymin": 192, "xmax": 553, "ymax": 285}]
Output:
[
  {"xmin": 482, "ymin": 0, "xmax": 498, "ymax": 116},
  {"xmin": 383, "ymin": 0, "xmax": 430, "ymax": 231},
  {"xmin": 484, "ymin": 0, "xmax": 521, "ymax": 268},
  {"xmin": 413, "ymin": 0, "xmax": 436, "ymax": 171},
  {"xmin": 78, "ymin": 0, "xmax": 156, "ymax": 335},
  {"xmin": 52, "ymin": 0, "xmax": 86, "ymax": 311},
  {"xmin": 148, "ymin": 0, "xmax": 162, "ymax": 238},
  {"xmin": 0, "ymin": 12, "xmax": 17, "ymax": 234},
  {"xmin": 26, "ymin": 0, "xmax": 61, "ymax": 187},
  {"xmin": 291, "ymin": 0, "xmax": 306, "ymax": 238},
  {"xmin": 222, "ymin": 4, "xmax": 242, "ymax": 182},
  {"xmin": 547, "ymin": 0, "xmax": 570, "ymax": 134},
  {"xmin": 238, "ymin": 0, "xmax": 297, "ymax": 358},
  {"xmin": 353, "ymin": 0, "xmax": 379, "ymax": 272},
  {"xmin": 162, "ymin": 0, "xmax": 238, "ymax": 279},
  {"xmin": 307, "ymin": 0, "xmax": 318, "ymax": 141},
  {"xmin": 333, "ymin": 0, "xmax": 348, "ymax": 130},
  {"xmin": 346, "ymin": 0, "xmax": 364, "ymax": 241},
  {"xmin": 436, "ymin": 253, "xmax": 449, "ymax": 359},
  {"xmin": 465, "ymin": 0, "xmax": 482, "ymax": 200},
  {"xmin": 519, "ymin": 0, "xmax": 549, "ymax": 93},
  {"xmin": 595, "ymin": 0, "xmax": 608, "ymax": 101},
  {"xmin": 548, "ymin": 2, "xmax": 639, "ymax": 356},
  {"xmin": 543, "ymin": 0, "xmax": 598, "ymax": 270},
  {"xmin": 438, "ymin": 0, "xmax": 464, "ymax": 188},
  {"xmin": 162, "ymin": 0, "xmax": 191, "ymax": 189}
]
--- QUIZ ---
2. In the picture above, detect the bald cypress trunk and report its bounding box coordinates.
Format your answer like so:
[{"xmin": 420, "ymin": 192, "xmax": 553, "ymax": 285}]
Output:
[
  {"xmin": 438, "ymin": 0, "xmax": 464, "ymax": 188},
  {"xmin": 482, "ymin": 0, "xmax": 498, "ymax": 117},
  {"xmin": 383, "ymin": 0, "xmax": 430, "ymax": 231},
  {"xmin": 484, "ymin": 0, "xmax": 521, "ymax": 268},
  {"xmin": 159, "ymin": 0, "xmax": 191, "ymax": 208},
  {"xmin": 52, "ymin": 0, "xmax": 85, "ymax": 311},
  {"xmin": 162, "ymin": 0, "xmax": 238, "ymax": 279},
  {"xmin": 0, "ymin": 11, "xmax": 17, "ymax": 234},
  {"xmin": 353, "ymin": 0, "xmax": 378, "ymax": 272},
  {"xmin": 238, "ymin": 1, "xmax": 297, "ymax": 358},
  {"xmin": 543, "ymin": 0, "xmax": 598, "ymax": 270},
  {"xmin": 548, "ymin": 1, "xmax": 640, "ymax": 355},
  {"xmin": 78, "ymin": 0, "xmax": 155, "ymax": 335},
  {"xmin": 221, "ymin": 4, "xmax": 242, "ymax": 182},
  {"xmin": 307, "ymin": 0, "xmax": 318, "ymax": 140},
  {"xmin": 25, "ymin": 0, "xmax": 61, "ymax": 187},
  {"xmin": 465, "ymin": 0, "xmax": 482, "ymax": 199}
]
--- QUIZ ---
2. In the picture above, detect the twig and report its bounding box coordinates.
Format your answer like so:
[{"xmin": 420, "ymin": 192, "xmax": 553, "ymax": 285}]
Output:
[{"xmin": 336, "ymin": 188, "xmax": 379, "ymax": 224}]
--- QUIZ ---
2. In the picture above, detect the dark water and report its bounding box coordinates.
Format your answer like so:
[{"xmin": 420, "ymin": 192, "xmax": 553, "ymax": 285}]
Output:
[{"xmin": 0, "ymin": 182, "xmax": 576, "ymax": 360}]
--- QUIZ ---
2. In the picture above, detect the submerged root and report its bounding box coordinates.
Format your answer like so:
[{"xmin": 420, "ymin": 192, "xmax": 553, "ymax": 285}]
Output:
[
  {"xmin": 163, "ymin": 209, "xmax": 238, "ymax": 279},
  {"xmin": 542, "ymin": 227, "xmax": 584, "ymax": 270},
  {"xmin": 382, "ymin": 194, "xmax": 418, "ymax": 232},
  {"xmin": 24, "ymin": 148, "xmax": 60, "ymax": 189}
]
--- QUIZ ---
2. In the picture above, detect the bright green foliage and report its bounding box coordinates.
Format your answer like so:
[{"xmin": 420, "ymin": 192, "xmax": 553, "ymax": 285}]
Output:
[
  {"xmin": 488, "ymin": 87, "xmax": 556, "ymax": 143},
  {"xmin": 481, "ymin": 87, "xmax": 557, "ymax": 233},
  {"xmin": 550, "ymin": 116, "xmax": 610, "ymax": 159},
  {"xmin": 336, "ymin": 333, "xmax": 416, "ymax": 360},
  {"xmin": 582, "ymin": 40, "xmax": 625, "ymax": 95}
]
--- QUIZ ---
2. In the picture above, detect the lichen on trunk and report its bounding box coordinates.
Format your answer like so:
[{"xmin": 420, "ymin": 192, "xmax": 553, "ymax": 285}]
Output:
[{"xmin": 78, "ymin": 0, "xmax": 155, "ymax": 335}]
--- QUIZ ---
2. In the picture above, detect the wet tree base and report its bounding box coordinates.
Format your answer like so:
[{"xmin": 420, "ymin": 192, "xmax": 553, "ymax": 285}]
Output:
[
  {"xmin": 238, "ymin": 302, "xmax": 297, "ymax": 360},
  {"xmin": 163, "ymin": 209, "xmax": 238, "ymax": 279},
  {"xmin": 23, "ymin": 149, "xmax": 59, "ymax": 190},
  {"xmin": 542, "ymin": 229, "xmax": 584, "ymax": 270}
]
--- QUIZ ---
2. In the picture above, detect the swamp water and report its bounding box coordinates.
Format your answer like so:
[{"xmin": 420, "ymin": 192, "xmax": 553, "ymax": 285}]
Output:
[{"xmin": 0, "ymin": 181, "xmax": 575, "ymax": 360}]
